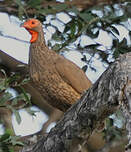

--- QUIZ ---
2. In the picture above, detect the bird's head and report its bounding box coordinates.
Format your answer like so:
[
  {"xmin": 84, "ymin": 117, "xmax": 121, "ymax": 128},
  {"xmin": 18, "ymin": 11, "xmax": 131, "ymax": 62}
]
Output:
[{"xmin": 21, "ymin": 18, "xmax": 43, "ymax": 43}]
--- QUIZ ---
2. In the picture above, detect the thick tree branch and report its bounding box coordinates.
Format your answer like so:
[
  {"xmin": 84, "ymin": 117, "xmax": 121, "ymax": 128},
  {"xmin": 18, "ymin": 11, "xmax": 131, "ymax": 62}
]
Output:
[
  {"xmin": 0, "ymin": 49, "xmax": 28, "ymax": 74},
  {"xmin": 20, "ymin": 52, "xmax": 131, "ymax": 152}
]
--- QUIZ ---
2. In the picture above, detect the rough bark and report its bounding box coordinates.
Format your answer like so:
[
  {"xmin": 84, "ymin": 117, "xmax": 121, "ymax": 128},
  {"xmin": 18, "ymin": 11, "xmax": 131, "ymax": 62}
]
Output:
[{"xmin": 20, "ymin": 52, "xmax": 131, "ymax": 152}]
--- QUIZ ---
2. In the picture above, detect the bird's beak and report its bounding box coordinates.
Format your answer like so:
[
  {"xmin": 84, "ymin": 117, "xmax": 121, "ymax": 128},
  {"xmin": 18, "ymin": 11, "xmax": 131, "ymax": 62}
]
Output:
[{"xmin": 20, "ymin": 22, "xmax": 30, "ymax": 29}]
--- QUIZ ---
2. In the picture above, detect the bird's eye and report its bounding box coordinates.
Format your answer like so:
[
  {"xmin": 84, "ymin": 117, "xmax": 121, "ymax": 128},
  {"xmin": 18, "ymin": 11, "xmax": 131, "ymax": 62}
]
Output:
[{"xmin": 31, "ymin": 21, "xmax": 35, "ymax": 24}]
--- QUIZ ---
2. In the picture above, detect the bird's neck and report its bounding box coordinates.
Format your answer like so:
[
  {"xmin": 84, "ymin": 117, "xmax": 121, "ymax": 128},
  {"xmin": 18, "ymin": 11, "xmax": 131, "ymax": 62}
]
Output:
[
  {"xmin": 32, "ymin": 28, "xmax": 46, "ymax": 46},
  {"xmin": 29, "ymin": 29, "xmax": 55, "ymax": 71}
]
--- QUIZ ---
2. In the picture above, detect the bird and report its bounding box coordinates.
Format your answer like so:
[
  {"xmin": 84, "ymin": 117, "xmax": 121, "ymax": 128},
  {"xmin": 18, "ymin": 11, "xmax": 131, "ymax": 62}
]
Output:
[{"xmin": 21, "ymin": 18, "xmax": 92, "ymax": 112}]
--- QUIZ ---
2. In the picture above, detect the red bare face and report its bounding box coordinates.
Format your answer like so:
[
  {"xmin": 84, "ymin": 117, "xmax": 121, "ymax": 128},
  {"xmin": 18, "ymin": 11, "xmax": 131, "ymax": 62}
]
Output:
[{"xmin": 22, "ymin": 19, "xmax": 39, "ymax": 43}]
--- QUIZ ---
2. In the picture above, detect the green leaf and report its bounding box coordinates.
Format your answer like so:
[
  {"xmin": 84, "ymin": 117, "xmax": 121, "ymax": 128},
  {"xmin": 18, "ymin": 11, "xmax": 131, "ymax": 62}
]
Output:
[
  {"xmin": 12, "ymin": 140, "xmax": 24, "ymax": 146},
  {"xmin": 86, "ymin": 29, "xmax": 99, "ymax": 38},
  {"xmin": 13, "ymin": 110, "xmax": 21, "ymax": 124},
  {"xmin": 113, "ymin": 48, "xmax": 119, "ymax": 58},
  {"xmin": 82, "ymin": 65, "xmax": 88, "ymax": 73},
  {"xmin": 9, "ymin": 149, "xmax": 14, "ymax": 152},
  {"xmin": 26, "ymin": 107, "xmax": 39, "ymax": 116},
  {"xmin": 126, "ymin": 3, "xmax": 131, "ymax": 17},
  {"xmin": 79, "ymin": 12, "xmax": 95, "ymax": 22},
  {"xmin": 53, "ymin": 4, "xmax": 68, "ymax": 11},
  {"xmin": 7, "ymin": 74, "xmax": 20, "ymax": 85},
  {"xmin": 27, "ymin": 0, "xmax": 42, "ymax": 8},
  {"xmin": 67, "ymin": 6, "xmax": 79, "ymax": 15},
  {"xmin": 64, "ymin": 25, "xmax": 70, "ymax": 33},
  {"xmin": 52, "ymin": 44, "xmax": 62, "ymax": 51},
  {"xmin": 77, "ymin": 20, "xmax": 83, "ymax": 32},
  {"xmin": 81, "ymin": 55, "xmax": 87, "ymax": 62},
  {"xmin": 70, "ymin": 23, "xmax": 76, "ymax": 38},
  {"xmin": 38, "ymin": 8, "xmax": 53, "ymax": 15},
  {"xmin": 106, "ymin": 118, "xmax": 114, "ymax": 129},
  {"xmin": 0, "ymin": 133, "xmax": 10, "ymax": 142},
  {"xmin": 10, "ymin": 136, "xmax": 24, "ymax": 146},
  {"xmin": 52, "ymin": 32, "xmax": 62, "ymax": 41},
  {"xmin": 79, "ymin": 13, "xmax": 88, "ymax": 22},
  {"xmin": 5, "ymin": 129, "xmax": 14, "ymax": 136},
  {"xmin": 7, "ymin": 105, "xmax": 21, "ymax": 124},
  {"xmin": 112, "ymin": 39, "xmax": 118, "ymax": 48},
  {"xmin": 119, "ymin": 38, "xmax": 127, "ymax": 46},
  {"xmin": 0, "ymin": 92, "xmax": 12, "ymax": 106},
  {"xmin": 0, "ymin": 69, "xmax": 7, "ymax": 77},
  {"xmin": 93, "ymin": 30, "xmax": 100, "ymax": 38},
  {"xmin": 85, "ymin": 44, "xmax": 100, "ymax": 49},
  {"xmin": 107, "ymin": 15, "xmax": 127, "ymax": 23},
  {"xmin": 18, "ymin": 5, "xmax": 24, "ymax": 20},
  {"xmin": 110, "ymin": 26, "xmax": 119, "ymax": 35},
  {"xmin": 19, "ymin": 87, "xmax": 31, "ymax": 105},
  {"xmin": 20, "ymin": 77, "xmax": 30, "ymax": 85},
  {"xmin": 0, "ymin": 79, "xmax": 7, "ymax": 92},
  {"xmin": 14, "ymin": 0, "xmax": 24, "ymax": 19},
  {"xmin": 14, "ymin": 0, "xmax": 22, "ymax": 6},
  {"xmin": 12, "ymin": 92, "xmax": 30, "ymax": 106}
]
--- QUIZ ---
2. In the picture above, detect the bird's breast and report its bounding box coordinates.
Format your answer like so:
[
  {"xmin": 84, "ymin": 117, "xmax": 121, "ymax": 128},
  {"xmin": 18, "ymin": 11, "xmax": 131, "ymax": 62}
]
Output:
[{"xmin": 30, "ymin": 67, "xmax": 80, "ymax": 111}]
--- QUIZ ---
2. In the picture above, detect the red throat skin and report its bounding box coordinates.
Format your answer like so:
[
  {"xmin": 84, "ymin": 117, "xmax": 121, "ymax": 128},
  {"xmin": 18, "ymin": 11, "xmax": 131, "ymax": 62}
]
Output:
[{"xmin": 28, "ymin": 29, "xmax": 38, "ymax": 43}]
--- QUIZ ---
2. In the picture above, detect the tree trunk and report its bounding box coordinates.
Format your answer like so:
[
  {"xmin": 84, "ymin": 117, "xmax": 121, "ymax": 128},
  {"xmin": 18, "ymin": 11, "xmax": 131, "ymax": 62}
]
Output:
[{"xmin": 20, "ymin": 52, "xmax": 131, "ymax": 152}]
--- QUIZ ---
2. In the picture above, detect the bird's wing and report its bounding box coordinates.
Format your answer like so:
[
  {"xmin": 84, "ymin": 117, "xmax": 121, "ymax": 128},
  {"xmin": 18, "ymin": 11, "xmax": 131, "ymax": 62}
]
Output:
[{"xmin": 55, "ymin": 57, "xmax": 92, "ymax": 94}]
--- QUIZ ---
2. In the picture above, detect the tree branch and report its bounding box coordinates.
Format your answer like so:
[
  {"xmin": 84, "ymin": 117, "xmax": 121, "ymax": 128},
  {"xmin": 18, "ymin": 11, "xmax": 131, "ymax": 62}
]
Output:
[
  {"xmin": 0, "ymin": 49, "xmax": 57, "ymax": 115},
  {"xmin": 0, "ymin": 0, "xmax": 126, "ymax": 17},
  {"xmin": 20, "ymin": 52, "xmax": 131, "ymax": 152}
]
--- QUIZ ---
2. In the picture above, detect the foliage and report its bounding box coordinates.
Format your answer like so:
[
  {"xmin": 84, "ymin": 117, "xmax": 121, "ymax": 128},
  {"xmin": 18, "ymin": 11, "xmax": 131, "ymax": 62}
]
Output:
[
  {"xmin": 0, "ymin": 132, "xmax": 23, "ymax": 152},
  {"xmin": 6, "ymin": 0, "xmax": 130, "ymax": 70},
  {"xmin": 0, "ymin": 71, "xmax": 31, "ymax": 124},
  {"xmin": 103, "ymin": 110, "xmax": 126, "ymax": 142},
  {"xmin": 0, "ymin": 69, "xmax": 32, "ymax": 151},
  {"xmin": 0, "ymin": 0, "xmax": 131, "ymax": 151}
]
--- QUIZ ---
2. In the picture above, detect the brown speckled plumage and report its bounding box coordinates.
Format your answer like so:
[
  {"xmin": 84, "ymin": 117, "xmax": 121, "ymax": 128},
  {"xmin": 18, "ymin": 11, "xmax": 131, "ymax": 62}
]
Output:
[{"xmin": 23, "ymin": 19, "xmax": 92, "ymax": 112}]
